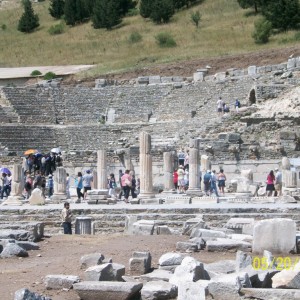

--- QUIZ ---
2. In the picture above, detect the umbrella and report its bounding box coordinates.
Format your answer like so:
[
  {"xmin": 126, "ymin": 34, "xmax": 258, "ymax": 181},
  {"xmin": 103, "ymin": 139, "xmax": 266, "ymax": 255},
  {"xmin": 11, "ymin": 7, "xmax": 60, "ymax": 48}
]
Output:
[
  {"xmin": 51, "ymin": 147, "xmax": 61, "ymax": 154},
  {"xmin": 24, "ymin": 149, "xmax": 38, "ymax": 156},
  {"xmin": 34, "ymin": 152, "xmax": 43, "ymax": 157},
  {"xmin": 0, "ymin": 167, "xmax": 11, "ymax": 175}
]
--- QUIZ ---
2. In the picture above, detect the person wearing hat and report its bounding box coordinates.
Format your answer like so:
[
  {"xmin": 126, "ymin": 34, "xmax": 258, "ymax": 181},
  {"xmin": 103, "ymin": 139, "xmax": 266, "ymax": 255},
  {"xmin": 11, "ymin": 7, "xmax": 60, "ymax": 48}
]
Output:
[
  {"xmin": 274, "ymin": 168, "xmax": 282, "ymax": 196},
  {"xmin": 47, "ymin": 174, "xmax": 54, "ymax": 198}
]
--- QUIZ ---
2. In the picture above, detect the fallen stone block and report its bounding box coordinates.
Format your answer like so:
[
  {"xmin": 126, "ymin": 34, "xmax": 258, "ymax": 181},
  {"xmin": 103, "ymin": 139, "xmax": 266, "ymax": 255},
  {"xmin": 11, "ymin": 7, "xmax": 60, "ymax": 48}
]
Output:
[
  {"xmin": 208, "ymin": 272, "xmax": 251, "ymax": 300},
  {"xmin": 141, "ymin": 280, "xmax": 177, "ymax": 300},
  {"xmin": 140, "ymin": 269, "xmax": 172, "ymax": 282},
  {"xmin": 177, "ymin": 281, "xmax": 206, "ymax": 300},
  {"xmin": 176, "ymin": 241, "xmax": 198, "ymax": 252},
  {"xmin": 169, "ymin": 256, "xmax": 206, "ymax": 286},
  {"xmin": 241, "ymin": 287, "xmax": 300, "ymax": 299},
  {"xmin": 156, "ymin": 226, "xmax": 172, "ymax": 235},
  {"xmin": 132, "ymin": 220, "xmax": 155, "ymax": 235},
  {"xmin": 14, "ymin": 288, "xmax": 51, "ymax": 300},
  {"xmin": 205, "ymin": 260, "xmax": 236, "ymax": 275},
  {"xmin": 272, "ymin": 269, "xmax": 300, "ymax": 289},
  {"xmin": 73, "ymin": 281, "xmax": 143, "ymax": 300},
  {"xmin": 29, "ymin": 188, "xmax": 45, "ymax": 205},
  {"xmin": 80, "ymin": 253, "xmax": 105, "ymax": 269},
  {"xmin": 16, "ymin": 241, "xmax": 40, "ymax": 251},
  {"xmin": 206, "ymin": 238, "xmax": 252, "ymax": 252},
  {"xmin": 44, "ymin": 275, "xmax": 80, "ymax": 290},
  {"xmin": 225, "ymin": 218, "xmax": 255, "ymax": 234},
  {"xmin": 182, "ymin": 217, "xmax": 205, "ymax": 235},
  {"xmin": 0, "ymin": 230, "xmax": 32, "ymax": 241},
  {"xmin": 85, "ymin": 263, "xmax": 125, "ymax": 281},
  {"xmin": 1, "ymin": 243, "xmax": 28, "ymax": 258},
  {"xmin": 189, "ymin": 237, "xmax": 206, "ymax": 250},
  {"xmin": 129, "ymin": 251, "xmax": 152, "ymax": 275},
  {"xmin": 158, "ymin": 253, "xmax": 184, "ymax": 267},
  {"xmin": 230, "ymin": 234, "xmax": 253, "ymax": 243},
  {"xmin": 252, "ymin": 218, "xmax": 296, "ymax": 254},
  {"xmin": 190, "ymin": 228, "xmax": 226, "ymax": 240},
  {"xmin": 236, "ymin": 250, "xmax": 252, "ymax": 272}
]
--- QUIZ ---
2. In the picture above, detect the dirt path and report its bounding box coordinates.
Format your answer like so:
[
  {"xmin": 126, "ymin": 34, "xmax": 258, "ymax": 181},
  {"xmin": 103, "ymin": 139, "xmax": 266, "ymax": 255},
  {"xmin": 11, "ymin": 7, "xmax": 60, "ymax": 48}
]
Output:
[{"xmin": 0, "ymin": 234, "xmax": 236, "ymax": 300}]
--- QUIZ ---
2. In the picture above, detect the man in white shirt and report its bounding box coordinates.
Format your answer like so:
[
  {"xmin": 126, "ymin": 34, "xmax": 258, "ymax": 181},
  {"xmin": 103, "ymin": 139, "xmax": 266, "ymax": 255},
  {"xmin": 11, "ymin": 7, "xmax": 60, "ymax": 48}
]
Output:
[
  {"xmin": 82, "ymin": 170, "xmax": 93, "ymax": 200},
  {"xmin": 274, "ymin": 168, "xmax": 282, "ymax": 196},
  {"xmin": 217, "ymin": 96, "xmax": 224, "ymax": 116},
  {"xmin": 0, "ymin": 173, "xmax": 10, "ymax": 199}
]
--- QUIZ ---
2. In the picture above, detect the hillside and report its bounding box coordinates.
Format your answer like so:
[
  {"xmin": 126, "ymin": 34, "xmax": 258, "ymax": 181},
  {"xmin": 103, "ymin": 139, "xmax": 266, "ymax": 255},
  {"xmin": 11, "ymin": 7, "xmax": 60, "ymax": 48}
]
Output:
[{"xmin": 0, "ymin": 0, "xmax": 299, "ymax": 80}]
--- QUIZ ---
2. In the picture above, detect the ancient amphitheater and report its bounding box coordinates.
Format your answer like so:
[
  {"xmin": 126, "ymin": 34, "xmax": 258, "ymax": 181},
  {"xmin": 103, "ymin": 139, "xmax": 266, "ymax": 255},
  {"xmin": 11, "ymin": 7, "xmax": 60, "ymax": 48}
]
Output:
[{"xmin": 1, "ymin": 56, "xmax": 300, "ymax": 300}]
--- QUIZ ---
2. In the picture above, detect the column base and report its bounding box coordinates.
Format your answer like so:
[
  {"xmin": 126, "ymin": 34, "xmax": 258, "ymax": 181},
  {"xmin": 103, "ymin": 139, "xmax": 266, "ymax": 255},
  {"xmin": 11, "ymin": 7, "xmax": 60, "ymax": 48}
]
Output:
[
  {"xmin": 51, "ymin": 193, "xmax": 67, "ymax": 203},
  {"xmin": 2, "ymin": 196, "xmax": 24, "ymax": 206},
  {"xmin": 186, "ymin": 188, "xmax": 203, "ymax": 197}
]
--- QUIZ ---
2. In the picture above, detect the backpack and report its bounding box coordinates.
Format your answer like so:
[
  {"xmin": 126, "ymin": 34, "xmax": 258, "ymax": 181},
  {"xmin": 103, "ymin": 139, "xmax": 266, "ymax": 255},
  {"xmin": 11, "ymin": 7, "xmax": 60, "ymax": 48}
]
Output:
[
  {"xmin": 236, "ymin": 100, "xmax": 241, "ymax": 108},
  {"xmin": 25, "ymin": 181, "xmax": 32, "ymax": 190}
]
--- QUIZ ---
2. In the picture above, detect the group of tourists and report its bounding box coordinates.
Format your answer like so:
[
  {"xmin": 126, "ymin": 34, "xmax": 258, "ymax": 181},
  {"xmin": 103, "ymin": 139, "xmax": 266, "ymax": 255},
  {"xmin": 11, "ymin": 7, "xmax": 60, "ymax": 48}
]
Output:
[
  {"xmin": 266, "ymin": 168, "xmax": 282, "ymax": 197},
  {"xmin": 217, "ymin": 96, "xmax": 241, "ymax": 116},
  {"xmin": 0, "ymin": 172, "xmax": 11, "ymax": 199}
]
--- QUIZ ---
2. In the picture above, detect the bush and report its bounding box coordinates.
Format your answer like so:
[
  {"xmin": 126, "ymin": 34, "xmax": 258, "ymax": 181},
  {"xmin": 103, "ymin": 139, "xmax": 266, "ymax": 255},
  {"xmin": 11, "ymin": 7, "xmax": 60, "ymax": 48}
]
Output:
[
  {"xmin": 48, "ymin": 22, "xmax": 65, "ymax": 35},
  {"xmin": 294, "ymin": 31, "xmax": 300, "ymax": 41},
  {"xmin": 1, "ymin": 24, "xmax": 7, "ymax": 30},
  {"xmin": 252, "ymin": 18, "xmax": 272, "ymax": 44},
  {"xmin": 44, "ymin": 72, "xmax": 56, "ymax": 80},
  {"xmin": 150, "ymin": 0, "xmax": 174, "ymax": 23},
  {"xmin": 128, "ymin": 31, "xmax": 142, "ymax": 43},
  {"xmin": 155, "ymin": 32, "xmax": 177, "ymax": 47},
  {"xmin": 191, "ymin": 10, "xmax": 201, "ymax": 28},
  {"xmin": 126, "ymin": 7, "xmax": 139, "ymax": 16},
  {"xmin": 31, "ymin": 70, "xmax": 42, "ymax": 76}
]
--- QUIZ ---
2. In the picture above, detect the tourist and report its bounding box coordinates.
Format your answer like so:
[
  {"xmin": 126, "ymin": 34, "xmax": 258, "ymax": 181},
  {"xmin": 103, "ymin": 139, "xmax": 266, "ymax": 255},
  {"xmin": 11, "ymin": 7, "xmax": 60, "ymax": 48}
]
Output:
[
  {"xmin": 47, "ymin": 175, "xmax": 54, "ymax": 198},
  {"xmin": 199, "ymin": 170, "xmax": 202, "ymax": 191},
  {"xmin": 223, "ymin": 103, "xmax": 230, "ymax": 113},
  {"xmin": 66, "ymin": 173, "xmax": 71, "ymax": 199},
  {"xmin": 61, "ymin": 202, "xmax": 73, "ymax": 234},
  {"xmin": 130, "ymin": 172, "xmax": 137, "ymax": 198},
  {"xmin": 41, "ymin": 175, "xmax": 46, "ymax": 197},
  {"xmin": 50, "ymin": 153, "xmax": 56, "ymax": 174},
  {"xmin": 33, "ymin": 170, "xmax": 43, "ymax": 189},
  {"xmin": 118, "ymin": 169, "xmax": 124, "ymax": 200},
  {"xmin": 108, "ymin": 173, "xmax": 117, "ymax": 199},
  {"xmin": 217, "ymin": 96, "xmax": 224, "ymax": 116},
  {"xmin": 7, "ymin": 173, "xmax": 12, "ymax": 195},
  {"xmin": 75, "ymin": 172, "xmax": 84, "ymax": 202},
  {"xmin": 184, "ymin": 150, "xmax": 189, "ymax": 170},
  {"xmin": 173, "ymin": 169, "xmax": 178, "ymax": 190},
  {"xmin": 178, "ymin": 149, "xmax": 185, "ymax": 167},
  {"xmin": 41, "ymin": 155, "xmax": 46, "ymax": 175},
  {"xmin": 235, "ymin": 99, "xmax": 241, "ymax": 113},
  {"xmin": 210, "ymin": 170, "xmax": 219, "ymax": 197},
  {"xmin": 0, "ymin": 172, "xmax": 10, "ymax": 199},
  {"xmin": 218, "ymin": 169, "xmax": 227, "ymax": 195},
  {"xmin": 274, "ymin": 168, "xmax": 282, "ymax": 197},
  {"xmin": 121, "ymin": 170, "xmax": 132, "ymax": 203},
  {"xmin": 177, "ymin": 165, "xmax": 185, "ymax": 193},
  {"xmin": 266, "ymin": 170, "xmax": 275, "ymax": 197},
  {"xmin": 203, "ymin": 170, "xmax": 212, "ymax": 196},
  {"xmin": 83, "ymin": 170, "xmax": 93, "ymax": 200},
  {"xmin": 56, "ymin": 152, "xmax": 63, "ymax": 167},
  {"xmin": 24, "ymin": 172, "xmax": 33, "ymax": 199},
  {"xmin": 27, "ymin": 155, "xmax": 34, "ymax": 175},
  {"xmin": 184, "ymin": 166, "xmax": 189, "ymax": 190}
]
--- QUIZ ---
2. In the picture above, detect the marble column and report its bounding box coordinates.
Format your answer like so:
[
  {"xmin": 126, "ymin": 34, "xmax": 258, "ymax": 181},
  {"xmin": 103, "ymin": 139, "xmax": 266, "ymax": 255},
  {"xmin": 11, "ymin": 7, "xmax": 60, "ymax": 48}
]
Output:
[
  {"xmin": 3, "ymin": 164, "xmax": 24, "ymax": 205},
  {"xmin": 51, "ymin": 167, "xmax": 67, "ymax": 202},
  {"xmin": 281, "ymin": 157, "xmax": 297, "ymax": 195},
  {"xmin": 163, "ymin": 152, "xmax": 174, "ymax": 191},
  {"xmin": 187, "ymin": 139, "xmax": 202, "ymax": 196},
  {"xmin": 124, "ymin": 150, "xmax": 134, "ymax": 173},
  {"xmin": 139, "ymin": 132, "xmax": 157, "ymax": 203},
  {"xmin": 200, "ymin": 154, "xmax": 211, "ymax": 173},
  {"xmin": 97, "ymin": 150, "xmax": 108, "ymax": 190},
  {"xmin": 92, "ymin": 170, "xmax": 98, "ymax": 190}
]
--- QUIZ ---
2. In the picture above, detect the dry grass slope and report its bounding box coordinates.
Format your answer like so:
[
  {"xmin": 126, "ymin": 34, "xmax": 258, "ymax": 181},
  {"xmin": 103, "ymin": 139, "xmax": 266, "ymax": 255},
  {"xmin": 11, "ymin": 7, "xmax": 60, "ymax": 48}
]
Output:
[{"xmin": 0, "ymin": 0, "xmax": 298, "ymax": 78}]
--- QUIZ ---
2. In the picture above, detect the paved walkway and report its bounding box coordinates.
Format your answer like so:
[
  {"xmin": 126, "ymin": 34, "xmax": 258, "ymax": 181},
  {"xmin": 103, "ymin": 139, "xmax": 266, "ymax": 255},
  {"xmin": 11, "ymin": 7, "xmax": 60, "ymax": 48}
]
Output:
[{"xmin": 0, "ymin": 65, "xmax": 94, "ymax": 79}]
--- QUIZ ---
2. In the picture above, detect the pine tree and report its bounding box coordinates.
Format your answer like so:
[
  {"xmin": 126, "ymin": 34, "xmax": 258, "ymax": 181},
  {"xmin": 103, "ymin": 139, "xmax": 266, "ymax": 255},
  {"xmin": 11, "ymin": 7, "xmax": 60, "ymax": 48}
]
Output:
[
  {"xmin": 173, "ymin": 0, "xmax": 187, "ymax": 10},
  {"xmin": 119, "ymin": 0, "xmax": 137, "ymax": 16},
  {"xmin": 75, "ymin": 0, "xmax": 90, "ymax": 23},
  {"xmin": 49, "ymin": 0, "xmax": 65, "ymax": 19},
  {"xmin": 237, "ymin": 0, "xmax": 266, "ymax": 13},
  {"xmin": 140, "ymin": 0, "xmax": 152, "ymax": 18},
  {"xmin": 18, "ymin": 0, "xmax": 39, "ymax": 33},
  {"xmin": 150, "ymin": 0, "xmax": 174, "ymax": 24},
  {"xmin": 64, "ymin": 0, "xmax": 77, "ymax": 25},
  {"xmin": 262, "ymin": 0, "xmax": 300, "ymax": 31},
  {"xmin": 92, "ymin": 0, "xmax": 121, "ymax": 30}
]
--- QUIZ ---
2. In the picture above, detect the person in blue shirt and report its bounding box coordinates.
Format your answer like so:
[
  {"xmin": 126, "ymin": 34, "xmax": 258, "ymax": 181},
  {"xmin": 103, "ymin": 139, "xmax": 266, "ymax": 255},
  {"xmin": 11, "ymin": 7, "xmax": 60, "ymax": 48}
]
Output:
[{"xmin": 47, "ymin": 175, "xmax": 54, "ymax": 197}]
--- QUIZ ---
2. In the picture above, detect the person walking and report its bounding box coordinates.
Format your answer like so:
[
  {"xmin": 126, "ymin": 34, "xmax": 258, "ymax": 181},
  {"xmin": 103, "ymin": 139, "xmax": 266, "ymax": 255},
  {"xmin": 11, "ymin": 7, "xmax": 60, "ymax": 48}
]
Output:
[
  {"xmin": 61, "ymin": 202, "xmax": 73, "ymax": 234},
  {"xmin": 47, "ymin": 175, "xmax": 54, "ymax": 198},
  {"xmin": 108, "ymin": 173, "xmax": 117, "ymax": 199},
  {"xmin": 203, "ymin": 170, "xmax": 212, "ymax": 196},
  {"xmin": 24, "ymin": 172, "xmax": 33, "ymax": 200},
  {"xmin": 121, "ymin": 170, "xmax": 132, "ymax": 203},
  {"xmin": 177, "ymin": 165, "xmax": 185, "ymax": 193},
  {"xmin": 66, "ymin": 173, "xmax": 71, "ymax": 199},
  {"xmin": 217, "ymin": 96, "xmax": 224, "ymax": 116},
  {"xmin": 82, "ymin": 170, "xmax": 93, "ymax": 201},
  {"xmin": 210, "ymin": 170, "xmax": 219, "ymax": 197},
  {"xmin": 118, "ymin": 169, "xmax": 124, "ymax": 200},
  {"xmin": 173, "ymin": 169, "xmax": 178, "ymax": 191},
  {"xmin": 274, "ymin": 168, "xmax": 282, "ymax": 197},
  {"xmin": 266, "ymin": 170, "xmax": 275, "ymax": 197},
  {"xmin": 0, "ymin": 172, "xmax": 10, "ymax": 199},
  {"xmin": 217, "ymin": 169, "xmax": 227, "ymax": 195},
  {"xmin": 75, "ymin": 172, "xmax": 84, "ymax": 202},
  {"xmin": 235, "ymin": 99, "xmax": 241, "ymax": 113}
]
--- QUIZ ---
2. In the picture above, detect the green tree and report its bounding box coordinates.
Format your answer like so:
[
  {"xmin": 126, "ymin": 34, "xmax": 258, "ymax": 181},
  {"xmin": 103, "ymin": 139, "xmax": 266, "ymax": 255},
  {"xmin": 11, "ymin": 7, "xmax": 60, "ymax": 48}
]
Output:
[
  {"xmin": 262, "ymin": 0, "xmax": 300, "ymax": 31},
  {"xmin": 18, "ymin": 0, "xmax": 39, "ymax": 33},
  {"xmin": 173, "ymin": 0, "xmax": 187, "ymax": 10},
  {"xmin": 120, "ymin": 0, "xmax": 137, "ymax": 16},
  {"xmin": 150, "ymin": 0, "xmax": 175, "ymax": 23},
  {"xmin": 49, "ymin": 0, "xmax": 65, "ymax": 19},
  {"xmin": 64, "ymin": 0, "xmax": 77, "ymax": 25},
  {"xmin": 237, "ymin": 0, "xmax": 261, "ymax": 13},
  {"xmin": 252, "ymin": 17, "xmax": 272, "ymax": 43},
  {"xmin": 92, "ymin": 0, "xmax": 121, "ymax": 29},
  {"xmin": 191, "ymin": 10, "xmax": 201, "ymax": 27},
  {"xmin": 140, "ymin": 0, "xmax": 152, "ymax": 18},
  {"xmin": 64, "ymin": 0, "xmax": 90, "ymax": 25}
]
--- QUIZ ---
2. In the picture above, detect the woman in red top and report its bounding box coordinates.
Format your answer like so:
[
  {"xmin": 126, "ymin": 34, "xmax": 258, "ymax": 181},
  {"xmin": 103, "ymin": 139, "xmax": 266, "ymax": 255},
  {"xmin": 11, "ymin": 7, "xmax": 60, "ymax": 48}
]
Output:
[
  {"xmin": 173, "ymin": 169, "xmax": 178, "ymax": 191},
  {"xmin": 266, "ymin": 170, "xmax": 275, "ymax": 197}
]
